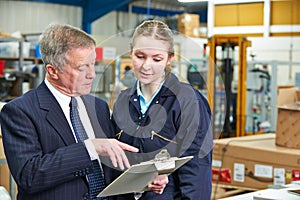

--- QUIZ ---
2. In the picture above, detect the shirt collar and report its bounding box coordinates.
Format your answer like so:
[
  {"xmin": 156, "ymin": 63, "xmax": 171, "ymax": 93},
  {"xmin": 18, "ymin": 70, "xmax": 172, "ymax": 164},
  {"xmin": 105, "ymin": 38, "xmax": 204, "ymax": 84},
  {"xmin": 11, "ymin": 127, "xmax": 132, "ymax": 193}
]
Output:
[
  {"xmin": 136, "ymin": 81, "xmax": 142, "ymax": 97},
  {"xmin": 44, "ymin": 78, "xmax": 71, "ymax": 107},
  {"xmin": 136, "ymin": 80, "xmax": 164, "ymax": 98},
  {"xmin": 136, "ymin": 80, "xmax": 164, "ymax": 114}
]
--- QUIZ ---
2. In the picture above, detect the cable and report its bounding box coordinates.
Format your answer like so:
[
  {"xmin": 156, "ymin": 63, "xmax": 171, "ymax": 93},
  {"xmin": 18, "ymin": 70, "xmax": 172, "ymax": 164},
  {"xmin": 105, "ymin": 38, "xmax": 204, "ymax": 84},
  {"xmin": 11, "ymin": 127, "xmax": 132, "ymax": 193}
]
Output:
[{"xmin": 246, "ymin": 171, "xmax": 273, "ymax": 183}]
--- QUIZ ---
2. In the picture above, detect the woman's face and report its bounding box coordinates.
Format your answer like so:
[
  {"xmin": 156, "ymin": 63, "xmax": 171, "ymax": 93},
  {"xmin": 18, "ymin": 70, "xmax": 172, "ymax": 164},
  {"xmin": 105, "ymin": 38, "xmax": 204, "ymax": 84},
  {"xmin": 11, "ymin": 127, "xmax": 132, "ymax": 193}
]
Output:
[{"xmin": 131, "ymin": 36, "xmax": 173, "ymax": 86}]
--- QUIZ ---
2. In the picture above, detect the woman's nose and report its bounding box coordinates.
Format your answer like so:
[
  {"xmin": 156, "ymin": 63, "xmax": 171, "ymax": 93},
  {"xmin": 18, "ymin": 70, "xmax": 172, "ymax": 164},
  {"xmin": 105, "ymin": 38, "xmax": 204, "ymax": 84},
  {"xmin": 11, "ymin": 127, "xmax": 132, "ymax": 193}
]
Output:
[{"xmin": 142, "ymin": 58, "xmax": 152, "ymax": 69}]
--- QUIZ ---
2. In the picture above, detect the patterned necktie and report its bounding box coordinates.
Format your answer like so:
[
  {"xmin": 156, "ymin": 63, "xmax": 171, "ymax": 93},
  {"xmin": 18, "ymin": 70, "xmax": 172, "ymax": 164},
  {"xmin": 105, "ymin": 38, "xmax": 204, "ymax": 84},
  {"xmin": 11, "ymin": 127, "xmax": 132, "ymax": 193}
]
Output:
[{"xmin": 69, "ymin": 97, "xmax": 107, "ymax": 200}]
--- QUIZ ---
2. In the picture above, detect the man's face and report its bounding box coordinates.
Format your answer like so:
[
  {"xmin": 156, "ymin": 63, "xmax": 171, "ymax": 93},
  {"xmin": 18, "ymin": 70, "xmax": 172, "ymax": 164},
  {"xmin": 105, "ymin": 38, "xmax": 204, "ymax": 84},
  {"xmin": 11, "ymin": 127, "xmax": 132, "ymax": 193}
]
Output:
[{"xmin": 54, "ymin": 46, "xmax": 96, "ymax": 96}]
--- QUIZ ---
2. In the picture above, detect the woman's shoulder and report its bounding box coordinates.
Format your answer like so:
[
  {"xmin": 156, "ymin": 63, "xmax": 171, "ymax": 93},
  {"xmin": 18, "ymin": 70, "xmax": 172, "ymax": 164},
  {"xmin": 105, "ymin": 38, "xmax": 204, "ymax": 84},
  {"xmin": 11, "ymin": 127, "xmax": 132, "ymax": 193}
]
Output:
[
  {"xmin": 166, "ymin": 74, "xmax": 203, "ymax": 97},
  {"xmin": 166, "ymin": 74, "xmax": 210, "ymax": 108}
]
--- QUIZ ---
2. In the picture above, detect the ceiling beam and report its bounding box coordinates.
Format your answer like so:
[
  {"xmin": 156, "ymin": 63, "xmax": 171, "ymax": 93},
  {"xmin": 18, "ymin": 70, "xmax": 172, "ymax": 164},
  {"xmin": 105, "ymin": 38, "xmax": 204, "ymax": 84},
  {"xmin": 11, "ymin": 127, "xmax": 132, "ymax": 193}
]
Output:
[
  {"xmin": 117, "ymin": 5, "xmax": 183, "ymax": 17},
  {"xmin": 22, "ymin": 0, "xmax": 84, "ymax": 6},
  {"xmin": 82, "ymin": 0, "xmax": 132, "ymax": 33}
]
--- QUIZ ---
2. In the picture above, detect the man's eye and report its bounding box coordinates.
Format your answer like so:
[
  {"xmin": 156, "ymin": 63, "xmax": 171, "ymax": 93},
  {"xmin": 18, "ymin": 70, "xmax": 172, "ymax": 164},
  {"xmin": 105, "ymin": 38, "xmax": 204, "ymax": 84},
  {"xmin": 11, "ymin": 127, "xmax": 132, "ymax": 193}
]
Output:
[
  {"xmin": 78, "ymin": 65, "xmax": 87, "ymax": 71},
  {"xmin": 154, "ymin": 58, "xmax": 162, "ymax": 62}
]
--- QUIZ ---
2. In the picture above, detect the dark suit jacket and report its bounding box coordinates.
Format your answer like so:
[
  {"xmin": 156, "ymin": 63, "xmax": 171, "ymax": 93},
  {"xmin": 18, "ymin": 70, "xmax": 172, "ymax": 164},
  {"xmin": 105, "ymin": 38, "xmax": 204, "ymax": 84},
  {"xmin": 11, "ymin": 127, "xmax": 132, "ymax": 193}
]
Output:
[{"xmin": 0, "ymin": 81, "xmax": 114, "ymax": 200}]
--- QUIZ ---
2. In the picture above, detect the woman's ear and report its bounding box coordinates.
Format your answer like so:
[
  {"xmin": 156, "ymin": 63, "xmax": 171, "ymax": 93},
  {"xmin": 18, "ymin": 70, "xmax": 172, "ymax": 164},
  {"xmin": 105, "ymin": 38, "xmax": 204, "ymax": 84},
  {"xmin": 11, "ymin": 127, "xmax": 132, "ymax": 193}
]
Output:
[
  {"xmin": 130, "ymin": 49, "xmax": 133, "ymax": 58},
  {"xmin": 167, "ymin": 53, "xmax": 175, "ymax": 65},
  {"xmin": 129, "ymin": 43, "xmax": 133, "ymax": 57},
  {"xmin": 46, "ymin": 64, "xmax": 59, "ymax": 80}
]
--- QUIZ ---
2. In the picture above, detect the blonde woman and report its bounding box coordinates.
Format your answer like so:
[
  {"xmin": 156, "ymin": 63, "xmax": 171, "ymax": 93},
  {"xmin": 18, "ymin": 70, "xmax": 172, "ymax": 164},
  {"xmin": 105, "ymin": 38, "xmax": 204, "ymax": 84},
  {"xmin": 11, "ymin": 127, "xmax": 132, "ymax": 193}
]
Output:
[{"xmin": 112, "ymin": 20, "xmax": 213, "ymax": 200}]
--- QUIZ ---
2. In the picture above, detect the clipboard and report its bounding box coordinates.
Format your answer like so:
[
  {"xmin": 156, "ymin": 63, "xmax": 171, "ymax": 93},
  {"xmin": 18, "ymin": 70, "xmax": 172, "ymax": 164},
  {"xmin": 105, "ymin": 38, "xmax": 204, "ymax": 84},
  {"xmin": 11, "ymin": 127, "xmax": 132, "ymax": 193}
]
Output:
[{"xmin": 97, "ymin": 149, "xmax": 193, "ymax": 197}]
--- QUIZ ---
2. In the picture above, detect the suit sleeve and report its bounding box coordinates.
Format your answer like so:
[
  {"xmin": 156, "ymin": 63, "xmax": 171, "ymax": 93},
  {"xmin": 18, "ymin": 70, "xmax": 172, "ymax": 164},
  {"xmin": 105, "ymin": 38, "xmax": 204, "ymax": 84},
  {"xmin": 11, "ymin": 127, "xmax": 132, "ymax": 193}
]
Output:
[{"xmin": 0, "ymin": 102, "xmax": 93, "ymax": 194}]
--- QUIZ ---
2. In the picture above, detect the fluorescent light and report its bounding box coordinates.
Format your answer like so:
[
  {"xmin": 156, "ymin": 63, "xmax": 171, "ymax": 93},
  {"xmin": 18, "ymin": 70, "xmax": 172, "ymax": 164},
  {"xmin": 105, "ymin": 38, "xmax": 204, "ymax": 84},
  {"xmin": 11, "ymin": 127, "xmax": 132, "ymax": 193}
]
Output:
[{"xmin": 178, "ymin": 0, "xmax": 208, "ymax": 2}]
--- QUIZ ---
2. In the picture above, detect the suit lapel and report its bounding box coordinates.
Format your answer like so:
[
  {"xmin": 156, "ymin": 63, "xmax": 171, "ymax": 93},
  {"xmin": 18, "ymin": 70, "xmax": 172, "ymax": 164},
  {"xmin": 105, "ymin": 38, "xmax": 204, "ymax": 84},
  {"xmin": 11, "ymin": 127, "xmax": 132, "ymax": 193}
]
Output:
[
  {"xmin": 36, "ymin": 82, "xmax": 76, "ymax": 145},
  {"xmin": 81, "ymin": 96, "xmax": 107, "ymax": 138}
]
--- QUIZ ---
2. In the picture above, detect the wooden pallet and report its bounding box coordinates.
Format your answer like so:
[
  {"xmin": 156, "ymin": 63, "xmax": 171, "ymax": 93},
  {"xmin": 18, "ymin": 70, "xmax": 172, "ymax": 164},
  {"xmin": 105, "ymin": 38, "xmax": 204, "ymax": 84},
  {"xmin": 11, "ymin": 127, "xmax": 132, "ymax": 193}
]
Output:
[{"xmin": 211, "ymin": 183, "xmax": 254, "ymax": 200}]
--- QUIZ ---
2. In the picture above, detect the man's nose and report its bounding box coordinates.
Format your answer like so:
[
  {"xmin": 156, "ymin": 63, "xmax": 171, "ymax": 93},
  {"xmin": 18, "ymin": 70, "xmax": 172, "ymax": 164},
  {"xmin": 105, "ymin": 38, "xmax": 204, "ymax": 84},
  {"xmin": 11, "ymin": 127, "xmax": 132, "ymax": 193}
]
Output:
[{"xmin": 87, "ymin": 65, "xmax": 96, "ymax": 79}]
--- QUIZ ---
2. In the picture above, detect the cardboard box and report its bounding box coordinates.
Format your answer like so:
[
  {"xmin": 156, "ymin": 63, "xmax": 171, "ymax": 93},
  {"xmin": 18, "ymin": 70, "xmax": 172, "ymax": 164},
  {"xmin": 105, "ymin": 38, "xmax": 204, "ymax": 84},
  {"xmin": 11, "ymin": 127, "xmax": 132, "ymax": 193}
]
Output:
[
  {"xmin": 0, "ymin": 164, "xmax": 10, "ymax": 195},
  {"xmin": 276, "ymin": 87, "xmax": 300, "ymax": 149},
  {"xmin": 0, "ymin": 136, "xmax": 11, "ymax": 194},
  {"xmin": 177, "ymin": 13, "xmax": 200, "ymax": 38},
  {"xmin": 212, "ymin": 134, "xmax": 300, "ymax": 190}
]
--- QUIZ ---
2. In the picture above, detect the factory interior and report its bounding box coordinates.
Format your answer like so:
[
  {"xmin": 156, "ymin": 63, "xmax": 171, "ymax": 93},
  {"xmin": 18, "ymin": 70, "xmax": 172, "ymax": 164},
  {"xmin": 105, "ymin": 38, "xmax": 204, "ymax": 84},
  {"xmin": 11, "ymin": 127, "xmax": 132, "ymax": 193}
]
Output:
[{"xmin": 0, "ymin": 0, "xmax": 300, "ymax": 199}]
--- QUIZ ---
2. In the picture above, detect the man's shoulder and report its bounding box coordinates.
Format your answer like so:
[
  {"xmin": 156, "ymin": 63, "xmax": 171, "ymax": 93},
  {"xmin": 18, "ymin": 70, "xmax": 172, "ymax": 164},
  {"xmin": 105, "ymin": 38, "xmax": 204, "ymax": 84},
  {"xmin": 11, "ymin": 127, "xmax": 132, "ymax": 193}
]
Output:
[
  {"xmin": 1, "ymin": 88, "xmax": 39, "ymax": 115},
  {"xmin": 6, "ymin": 87, "xmax": 37, "ymax": 105}
]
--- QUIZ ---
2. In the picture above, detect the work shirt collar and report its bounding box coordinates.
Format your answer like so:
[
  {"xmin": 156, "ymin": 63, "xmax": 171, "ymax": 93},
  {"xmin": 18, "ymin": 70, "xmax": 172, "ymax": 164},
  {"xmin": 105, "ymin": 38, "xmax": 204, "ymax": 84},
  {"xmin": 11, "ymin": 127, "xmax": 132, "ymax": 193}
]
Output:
[{"xmin": 137, "ymin": 80, "xmax": 164, "ymax": 114}]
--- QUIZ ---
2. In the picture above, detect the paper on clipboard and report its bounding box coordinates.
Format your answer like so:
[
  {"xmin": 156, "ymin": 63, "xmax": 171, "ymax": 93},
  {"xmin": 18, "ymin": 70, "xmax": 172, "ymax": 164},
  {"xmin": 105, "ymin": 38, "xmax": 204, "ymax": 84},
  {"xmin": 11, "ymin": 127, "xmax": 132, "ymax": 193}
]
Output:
[{"xmin": 97, "ymin": 149, "xmax": 193, "ymax": 197}]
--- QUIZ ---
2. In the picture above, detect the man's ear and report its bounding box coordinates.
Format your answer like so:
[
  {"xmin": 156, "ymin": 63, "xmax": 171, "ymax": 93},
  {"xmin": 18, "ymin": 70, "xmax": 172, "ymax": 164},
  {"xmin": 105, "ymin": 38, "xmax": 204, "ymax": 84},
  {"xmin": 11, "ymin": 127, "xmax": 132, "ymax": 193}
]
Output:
[{"xmin": 46, "ymin": 64, "xmax": 59, "ymax": 79}]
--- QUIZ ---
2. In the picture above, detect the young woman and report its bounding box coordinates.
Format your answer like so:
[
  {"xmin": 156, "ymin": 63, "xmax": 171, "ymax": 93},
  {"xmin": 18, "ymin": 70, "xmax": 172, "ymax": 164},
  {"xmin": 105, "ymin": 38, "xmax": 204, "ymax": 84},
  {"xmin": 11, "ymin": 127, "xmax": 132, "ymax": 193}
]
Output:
[{"xmin": 111, "ymin": 20, "xmax": 213, "ymax": 200}]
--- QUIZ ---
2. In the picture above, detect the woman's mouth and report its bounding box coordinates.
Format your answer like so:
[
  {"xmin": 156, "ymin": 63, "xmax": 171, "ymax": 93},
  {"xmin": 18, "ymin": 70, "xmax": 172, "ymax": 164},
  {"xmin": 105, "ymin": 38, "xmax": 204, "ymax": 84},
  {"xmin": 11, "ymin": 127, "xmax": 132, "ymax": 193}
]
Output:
[{"xmin": 140, "ymin": 71, "xmax": 152, "ymax": 77}]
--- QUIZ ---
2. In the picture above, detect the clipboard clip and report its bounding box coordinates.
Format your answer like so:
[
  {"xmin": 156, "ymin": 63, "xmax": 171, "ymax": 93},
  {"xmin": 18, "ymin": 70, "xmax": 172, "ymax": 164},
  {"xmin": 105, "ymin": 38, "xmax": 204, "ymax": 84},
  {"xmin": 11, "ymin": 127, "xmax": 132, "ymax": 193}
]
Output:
[
  {"xmin": 154, "ymin": 149, "xmax": 171, "ymax": 161},
  {"xmin": 153, "ymin": 149, "xmax": 175, "ymax": 174}
]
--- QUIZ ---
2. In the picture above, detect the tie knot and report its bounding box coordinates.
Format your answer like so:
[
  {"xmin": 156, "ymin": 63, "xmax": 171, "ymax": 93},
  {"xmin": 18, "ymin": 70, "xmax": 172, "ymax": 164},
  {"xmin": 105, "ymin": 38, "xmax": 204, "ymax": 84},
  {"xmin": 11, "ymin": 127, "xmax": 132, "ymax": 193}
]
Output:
[{"xmin": 70, "ymin": 97, "xmax": 78, "ymax": 108}]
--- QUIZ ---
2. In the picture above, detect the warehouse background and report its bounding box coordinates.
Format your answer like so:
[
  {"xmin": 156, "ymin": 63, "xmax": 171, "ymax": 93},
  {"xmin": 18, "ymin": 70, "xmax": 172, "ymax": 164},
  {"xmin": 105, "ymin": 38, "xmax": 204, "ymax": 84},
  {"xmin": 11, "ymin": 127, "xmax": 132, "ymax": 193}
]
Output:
[
  {"xmin": 1, "ymin": 0, "xmax": 300, "ymax": 199},
  {"xmin": 0, "ymin": 0, "xmax": 300, "ymax": 138},
  {"xmin": 0, "ymin": 0, "xmax": 299, "ymax": 86}
]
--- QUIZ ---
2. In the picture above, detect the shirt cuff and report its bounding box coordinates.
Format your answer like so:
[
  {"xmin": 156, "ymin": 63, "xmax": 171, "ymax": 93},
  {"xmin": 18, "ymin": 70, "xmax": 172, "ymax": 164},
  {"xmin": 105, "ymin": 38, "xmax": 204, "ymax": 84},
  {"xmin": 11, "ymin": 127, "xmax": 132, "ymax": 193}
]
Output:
[{"xmin": 84, "ymin": 139, "xmax": 98, "ymax": 160}]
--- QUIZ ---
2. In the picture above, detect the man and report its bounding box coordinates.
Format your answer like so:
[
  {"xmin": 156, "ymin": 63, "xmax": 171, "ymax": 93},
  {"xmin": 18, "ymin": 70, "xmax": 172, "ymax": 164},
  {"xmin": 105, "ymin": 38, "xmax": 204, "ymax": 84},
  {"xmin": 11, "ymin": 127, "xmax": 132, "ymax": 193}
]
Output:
[
  {"xmin": 0, "ymin": 24, "xmax": 167, "ymax": 200},
  {"xmin": 120, "ymin": 65, "xmax": 136, "ymax": 88}
]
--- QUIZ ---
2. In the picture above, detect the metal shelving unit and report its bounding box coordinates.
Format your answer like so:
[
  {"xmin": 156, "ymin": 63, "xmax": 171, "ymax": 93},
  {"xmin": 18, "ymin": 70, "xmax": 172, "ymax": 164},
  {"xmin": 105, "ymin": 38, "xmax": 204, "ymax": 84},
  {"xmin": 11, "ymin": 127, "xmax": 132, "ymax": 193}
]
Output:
[{"xmin": 0, "ymin": 37, "xmax": 38, "ymax": 101}]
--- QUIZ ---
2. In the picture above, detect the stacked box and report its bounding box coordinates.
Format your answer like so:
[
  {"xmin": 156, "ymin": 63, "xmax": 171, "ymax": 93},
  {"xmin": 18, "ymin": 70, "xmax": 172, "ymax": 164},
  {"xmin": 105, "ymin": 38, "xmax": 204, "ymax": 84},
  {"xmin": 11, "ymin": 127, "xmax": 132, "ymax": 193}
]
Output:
[
  {"xmin": 177, "ymin": 13, "xmax": 200, "ymax": 38},
  {"xmin": 276, "ymin": 87, "xmax": 300, "ymax": 149},
  {"xmin": 212, "ymin": 134, "xmax": 300, "ymax": 190}
]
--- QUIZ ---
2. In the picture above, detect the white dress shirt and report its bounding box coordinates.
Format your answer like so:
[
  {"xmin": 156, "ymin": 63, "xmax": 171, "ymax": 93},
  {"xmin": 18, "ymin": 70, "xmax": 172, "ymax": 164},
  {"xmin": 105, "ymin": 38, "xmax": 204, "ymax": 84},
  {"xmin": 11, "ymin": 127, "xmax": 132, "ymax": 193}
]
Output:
[{"xmin": 44, "ymin": 78, "xmax": 99, "ymax": 160}]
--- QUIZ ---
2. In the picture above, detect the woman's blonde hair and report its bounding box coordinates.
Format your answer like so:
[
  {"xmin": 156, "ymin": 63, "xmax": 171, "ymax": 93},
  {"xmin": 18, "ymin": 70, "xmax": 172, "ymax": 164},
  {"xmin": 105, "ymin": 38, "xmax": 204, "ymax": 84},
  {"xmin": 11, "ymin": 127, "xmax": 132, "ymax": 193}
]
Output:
[{"xmin": 130, "ymin": 19, "xmax": 174, "ymax": 76}]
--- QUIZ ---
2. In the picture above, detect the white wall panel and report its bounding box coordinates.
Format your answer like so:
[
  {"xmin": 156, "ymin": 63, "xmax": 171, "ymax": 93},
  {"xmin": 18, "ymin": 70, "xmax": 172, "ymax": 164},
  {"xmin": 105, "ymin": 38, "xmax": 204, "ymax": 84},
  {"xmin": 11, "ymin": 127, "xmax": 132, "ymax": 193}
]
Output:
[
  {"xmin": 248, "ymin": 37, "xmax": 300, "ymax": 86},
  {"xmin": 0, "ymin": 1, "xmax": 81, "ymax": 34},
  {"xmin": 0, "ymin": 1, "xmax": 148, "ymax": 36},
  {"xmin": 92, "ymin": 12, "xmax": 118, "ymax": 36},
  {"xmin": 91, "ymin": 11, "xmax": 161, "ymax": 36}
]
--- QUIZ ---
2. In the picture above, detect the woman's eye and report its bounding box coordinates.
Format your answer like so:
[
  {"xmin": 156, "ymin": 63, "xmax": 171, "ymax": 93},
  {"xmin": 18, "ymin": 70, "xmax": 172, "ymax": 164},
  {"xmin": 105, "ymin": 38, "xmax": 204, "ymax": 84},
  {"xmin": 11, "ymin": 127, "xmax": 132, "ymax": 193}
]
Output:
[{"xmin": 136, "ymin": 55, "xmax": 144, "ymax": 59}]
